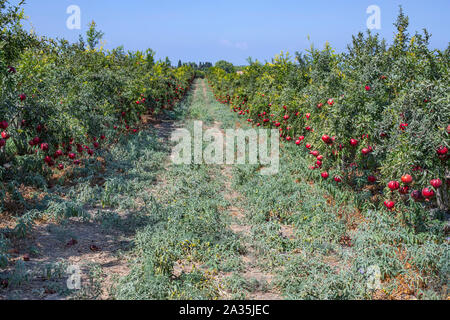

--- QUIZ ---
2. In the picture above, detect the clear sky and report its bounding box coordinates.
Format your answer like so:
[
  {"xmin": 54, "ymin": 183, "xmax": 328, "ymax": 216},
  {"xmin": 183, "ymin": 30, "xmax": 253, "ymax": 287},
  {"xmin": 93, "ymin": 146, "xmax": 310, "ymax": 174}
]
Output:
[{"xmin": 13, "ymin": 0, "xmax": 450, "ymax": 65}]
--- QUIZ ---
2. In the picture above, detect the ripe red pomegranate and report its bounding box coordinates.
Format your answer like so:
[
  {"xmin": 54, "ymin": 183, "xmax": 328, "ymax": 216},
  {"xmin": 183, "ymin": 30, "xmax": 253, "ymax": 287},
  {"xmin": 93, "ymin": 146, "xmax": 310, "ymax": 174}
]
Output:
[
  {"xmin": 334, "ymin": 176, "xmax": 342, "ymax": 183},
  {"xmin": 0, "ymin": 121, "xmax": 8, "ymax": 129},
  {"xmin": 295, "ymin": 140, "xmax": 301, "ymax": 145},
  {"xmin": 321, "ymin": 135, "xmax": 332, "ymax": 144},
  {"xmin": 430, "ymin": 179, "xmax": 442, "ymax": 188},
  {"xmin": 19, "ymin": 94, "xmax": 26, "ymax": 101},
  {"xmin": 58, "ymin": 164, "xmax": 64, "ymax": 170},
  {"xmin": 384, "ymin": 201, "xmax": 395, "ymax": 210},
  {"xmin": 365, "ymin": 85, "xmax": 371, "ymax": 91},
  {"xmin": 283, "ymin": 115, "xmax": 289, "ymax": 120},
  {"xmin": 422, "ymin": 187, "xmax": 435, "ymax": 199},
  {"xmin": 361, "ymin": 148, "xmax": 370, "ymax": 155},
  {"xmin": 317, "ymin": 103, "xmax": 323, "ymax": 108},
  {"xmin": 388, "ymin": 181, "xmax": 400, "ymax": 191},
  {"xmin": 316, "ymin": 160, "xmax": 322, "ymax": 167},
  {"xmin": 298, "ymin": 136, "xmax": 305, "ymax": 141},
  {"xmin": 68, "ymin": 153, "xmax": 76, "ymax": 159},
  {"xmin": 305, "ymin": 113, "xmax": 311, "ymax": 120},
  {"xmin": 350, "ymin": 139, "xmax": 358, "ymax": 146},
  {"xmin": 327, "ymin": 99, "xmax": 334, "ymax": 106},
  {"xmin": 305, "ymin": 144, "xmax": 312, "ymax": 149},
  {"xmin": 311, "ymin": 150, "xmax": 319, "ymax": 157},
  {"xmin": 40, "ymin": 143, "xmax": 49, "ymax": 152},
  {"xmin": 54, "ymin": 150, "xmax": 63, "ymax": 157},
  {"xmin": 401, "ymin": 174, "xmax": 413, "ymax": 185},
  {"xmin": 93, "ymin": 142, "xmax": 100, "ymax": 149},
  {"xmin": 317, "ymin": 155, "xmax": 323, "ymax": 161},
  {"xmin": 436, "ymin": 146, "xmax": 448, "ymax": 156},
  {"xmin": 321, "ymin": 172, "xmax": 329, "ymax": 179},
  {"xmin": 1, "ymin": 131, "xmax": 10, "ymax": 139}
]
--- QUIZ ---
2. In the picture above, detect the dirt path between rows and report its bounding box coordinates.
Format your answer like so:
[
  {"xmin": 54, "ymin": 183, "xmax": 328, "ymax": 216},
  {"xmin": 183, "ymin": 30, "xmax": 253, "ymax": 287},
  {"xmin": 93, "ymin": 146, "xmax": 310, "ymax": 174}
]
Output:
[{"xmin": 199, "ymin": 80, "xmax": 282, "ymax": 300}]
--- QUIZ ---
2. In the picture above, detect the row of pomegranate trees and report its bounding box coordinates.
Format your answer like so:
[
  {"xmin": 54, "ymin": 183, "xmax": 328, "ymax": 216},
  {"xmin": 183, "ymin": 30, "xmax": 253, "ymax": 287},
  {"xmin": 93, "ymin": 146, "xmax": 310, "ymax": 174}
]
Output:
[
  {"xmin": 0, "ymin": 3, "xmax": 195, "ymax": 179},
  {"xmin": 211, "ymin": 90, "xmax": 448, "ymax": 212},
  {"xmin": 207, "ymin": 12, "xmax": 449, "ymax": 212},
  {"xmin": 0, "ymin": 66, "xmax": 194, "ymax": 175}
]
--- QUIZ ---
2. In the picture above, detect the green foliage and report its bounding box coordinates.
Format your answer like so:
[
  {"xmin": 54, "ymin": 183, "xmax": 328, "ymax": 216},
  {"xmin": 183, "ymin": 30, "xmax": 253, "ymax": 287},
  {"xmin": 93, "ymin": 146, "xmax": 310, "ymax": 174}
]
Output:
[{"xmin": 85, "ymin": 20, "xmax": 104, "ymax": 50}]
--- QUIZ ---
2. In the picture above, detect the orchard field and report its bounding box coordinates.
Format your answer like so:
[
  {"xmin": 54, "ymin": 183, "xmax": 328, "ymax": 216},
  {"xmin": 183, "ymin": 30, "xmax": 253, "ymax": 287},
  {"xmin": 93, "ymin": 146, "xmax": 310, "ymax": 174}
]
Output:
[{"xmin": 0, "ymin": 1, "xmax": 448, "ymax": 300}]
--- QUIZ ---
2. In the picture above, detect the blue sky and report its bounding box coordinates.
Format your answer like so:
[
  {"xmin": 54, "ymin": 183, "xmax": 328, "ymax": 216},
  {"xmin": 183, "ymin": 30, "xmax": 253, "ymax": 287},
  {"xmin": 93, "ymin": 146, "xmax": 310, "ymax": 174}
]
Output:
[{"xmin": 14, "ymin": 0, "xmax": 450, "ymax": 65}]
